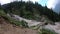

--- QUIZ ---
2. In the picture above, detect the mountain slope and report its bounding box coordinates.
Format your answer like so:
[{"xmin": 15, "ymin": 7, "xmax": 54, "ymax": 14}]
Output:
[
  {"xmin": 0, "ymin": 1, "xmax": 59, "ymax": 34},
  {"xmin": 2, "ymin": 1, "xmax": 60, "ymax": 22},
  {"xmin": 0, "ymin": 16, "xmax": 38, "ymax": 34}
]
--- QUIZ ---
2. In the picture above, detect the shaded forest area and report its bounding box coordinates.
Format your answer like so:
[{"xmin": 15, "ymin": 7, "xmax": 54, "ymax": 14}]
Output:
[{"xmin": 0, "ymin": 1, "xmax": 60, "ymax": 22}]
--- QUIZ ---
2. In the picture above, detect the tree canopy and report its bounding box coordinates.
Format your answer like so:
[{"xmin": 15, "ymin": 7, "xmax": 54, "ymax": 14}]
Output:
[{"xmin": 2, "ymin": 1, "xmax": 60, "ymax": 22}]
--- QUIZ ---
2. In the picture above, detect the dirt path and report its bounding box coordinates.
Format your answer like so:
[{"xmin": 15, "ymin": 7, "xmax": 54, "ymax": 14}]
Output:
[{"xmin": 0, "ymin": 17, "xmax": 38, "ymax": 34}]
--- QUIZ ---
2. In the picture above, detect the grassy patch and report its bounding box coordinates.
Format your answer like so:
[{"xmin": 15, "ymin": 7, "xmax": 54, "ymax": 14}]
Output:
[
  {"xmin": 7, "ymin": 16, "xmax": 29, "ymax": 28},
  {"xmin": 0, "ymin": 10, "xmax": 28, "ymax": 28},
  {"xmin": 38, "ymin": 28, "xmax": 57, "ymax": 34},
  {"xmin": 0, "ymin": 10, "xmax": 7, "ymax": 17}
]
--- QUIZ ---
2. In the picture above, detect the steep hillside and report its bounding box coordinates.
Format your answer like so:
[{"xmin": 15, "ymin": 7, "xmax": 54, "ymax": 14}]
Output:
[
  {"xmin": 0, "ymin": 16, "xmax": 38, "ymax": 34},
  {"xmin": 0, "ymin": 1, "xmax": 59, "ymax": 34},
  {"xmin": 0, "ymin": 10, "xmax": 57, "ymax": 34},
  {"xmin": 0, "ymin": 7, "xmax": 39, "ymax": 34},
  {"xmin": 2, "ymin": 1, "xmax": 60, "ymax": 22}
]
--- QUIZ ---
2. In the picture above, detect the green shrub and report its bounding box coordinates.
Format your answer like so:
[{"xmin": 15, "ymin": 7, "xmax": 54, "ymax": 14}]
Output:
[
  {"xmin": 0, "ymin": 10, "xmax": 7, "ymax": 17},
  {"xmin": 0, "ymin": 10, "xmax": 28, "ymax": 28},
  {"xmin": 7, "ymin": 17, "xmax": 29, "ymax": 28},
  {"xmin": 38, "ymin": 28, "xmax": 57, "ymax": 34},
  {"xmin": 20, "ymin": 20, "xmax": 29, "ymax": 28}
]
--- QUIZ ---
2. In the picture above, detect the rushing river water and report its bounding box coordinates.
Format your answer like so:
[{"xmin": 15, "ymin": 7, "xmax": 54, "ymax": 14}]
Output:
[{"xmin": 7, "ymin": 13, "xmax": 60, "ymax": 34}]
